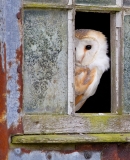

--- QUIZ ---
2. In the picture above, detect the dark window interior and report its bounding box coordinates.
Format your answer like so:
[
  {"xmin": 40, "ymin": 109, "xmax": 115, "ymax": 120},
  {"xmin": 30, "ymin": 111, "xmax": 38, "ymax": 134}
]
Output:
[{"xmin": 75, "ymin": 12, "xmax": 111, "ymax": 113}]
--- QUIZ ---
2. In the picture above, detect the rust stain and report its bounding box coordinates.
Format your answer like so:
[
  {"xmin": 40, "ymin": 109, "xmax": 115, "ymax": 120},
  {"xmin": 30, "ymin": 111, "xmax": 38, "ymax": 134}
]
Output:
[
  {"xmin": 76, "ymin": 143, "xmax": 119, "ymax": 160},
  {"xmin": 8, "ymin": 61, "xmax": 12, "ymax": 68},
  {"xmin": 76, "ymin": 143, "xmax": 104, "ymax": 151},
  {"xmin": 21, "ymin": 148, "xmax": 31, "ymax": 154},
  {"xmin": 16, "ymin": 45, "xmax": 23, "ymax": 122},
  {"xmin": 7, "ymin": 11, "xmax": 23, "ymax": 135},
  {"xmin": 7, "ymin": 90, "xmax": 10, "ymax": 94},
  {"xmin": 16, "ymin": 10, "xmax": 21, "ymax": 20},
  {"xmin": 8, "ymin": 119, "xmax": 23, "ymax": 135},
  {"xmin": 0, "ymin": 43, "xmax": 9, "ymax": 160},
  {"xmin": 102, "ymin": 144, "xmax": 119, "ymax": 160},
  {"xmin": 17, "ymin": 65, "xmax": 22, "ymax": 73},
  {"xmin": 8, "ymin": 45, "xmax": 24, "ymax": 135},
  {"xmin": 8, "ymin": 10, "xmax": 23, "ymax": 135},
  {"xmin": 17, "ymin": 9, "xmax": 22, "ymax": 42},
  {"xmin": 117, "ymin": 143, "xmax": 130, "ymax": 160},
  {"xmin": 8, "ymin": 76, "xmax": 12, "ymax": 80}
]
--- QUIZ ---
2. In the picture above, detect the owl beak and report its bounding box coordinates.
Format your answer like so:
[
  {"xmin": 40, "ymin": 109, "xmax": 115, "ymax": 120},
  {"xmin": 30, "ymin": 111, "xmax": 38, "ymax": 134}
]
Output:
[{"xmin": 76, "ymin": 54, "xmax": 85, "ymax": 65}]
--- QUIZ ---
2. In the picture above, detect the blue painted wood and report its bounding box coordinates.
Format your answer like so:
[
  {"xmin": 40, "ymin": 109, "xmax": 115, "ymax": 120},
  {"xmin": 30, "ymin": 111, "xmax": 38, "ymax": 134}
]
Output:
[
  {"xmin": 5, "ymin": 0, "xmax": 22, "ymax": 128},
  {"xmin": 9, "ymin": 149, "xmax": 101, "ymax": 160}
]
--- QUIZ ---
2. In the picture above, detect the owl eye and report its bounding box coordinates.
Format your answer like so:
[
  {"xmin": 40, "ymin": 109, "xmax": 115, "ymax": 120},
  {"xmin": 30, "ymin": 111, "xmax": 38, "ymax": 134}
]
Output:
[{"xmin": 85, "ymin": 45, "xmax": 92, "ymax": 50}]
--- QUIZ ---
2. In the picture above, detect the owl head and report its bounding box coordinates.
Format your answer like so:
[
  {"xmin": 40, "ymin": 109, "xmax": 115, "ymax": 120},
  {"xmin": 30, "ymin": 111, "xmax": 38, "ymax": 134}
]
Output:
[{"xmin": 75, "ymin": 29, "xmax": 109, "ymax": 72}]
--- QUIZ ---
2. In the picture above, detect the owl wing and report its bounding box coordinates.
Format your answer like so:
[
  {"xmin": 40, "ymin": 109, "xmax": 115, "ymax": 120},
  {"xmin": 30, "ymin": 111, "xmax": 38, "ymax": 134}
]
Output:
[{"xmin": 75, "ymin": 67, "xmax": 97, "ymax": 110}]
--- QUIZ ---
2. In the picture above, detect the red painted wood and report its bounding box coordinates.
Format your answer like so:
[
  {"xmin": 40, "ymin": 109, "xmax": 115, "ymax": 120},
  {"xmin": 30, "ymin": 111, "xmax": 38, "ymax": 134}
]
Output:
[{"xmin": 0, "ymin": 44, "xmax": 9, "ymax": 160}]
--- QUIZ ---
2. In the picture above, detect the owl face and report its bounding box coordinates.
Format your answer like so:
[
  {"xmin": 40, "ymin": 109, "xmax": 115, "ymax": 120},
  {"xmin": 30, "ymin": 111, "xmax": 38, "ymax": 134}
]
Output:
[
  {"xmin": 75, "ymin": 37, "xmax": 99, "ymax": 67},
  {"xmin": 75, "ymin": 29, "xmax": 108, "ymax": 69}
]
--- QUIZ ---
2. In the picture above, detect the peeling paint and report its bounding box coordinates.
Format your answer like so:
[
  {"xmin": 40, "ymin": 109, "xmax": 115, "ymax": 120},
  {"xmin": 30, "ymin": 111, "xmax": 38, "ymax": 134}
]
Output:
[
  {"xmin": 0, "ymin": 0, "xmax": 6, "ymax": 71},
  {"xmin": 0, "ymin": 3, "xmax": 8, "ymax": 159},
  {"xmin": 9, "ymin": 150, "xmax": 101, "ymax": 160},
  {"xmin": 1, "ymin": 1, "xmax": 130, "ymax": 160},
  {"xmin": 5, "ymin": 0, "xmax": 22, "ymax": 129},
  {"xmin": 76, "ymin": 144, "xmax": 119, "ymax": 160},
  {"xmin": 0, "ymin": 43, "xmax": 8, "ymax": 159},
  {"xmin": 13, "ymin": 45, "xmax": 24, "ymax": 134}
]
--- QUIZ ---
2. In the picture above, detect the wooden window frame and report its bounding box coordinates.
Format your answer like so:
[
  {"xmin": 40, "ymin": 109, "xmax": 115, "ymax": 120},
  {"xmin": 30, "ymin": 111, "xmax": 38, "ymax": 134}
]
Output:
[{"xmin": 12, "ymin": 0, "xmax": 130, "ymax": 144}]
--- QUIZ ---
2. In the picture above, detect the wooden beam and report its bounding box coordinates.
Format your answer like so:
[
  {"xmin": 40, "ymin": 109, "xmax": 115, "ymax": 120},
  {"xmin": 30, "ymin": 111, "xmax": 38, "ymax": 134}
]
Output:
[
  {"xmin": 23, "ymin": 3, "xmax": 73, "ymax": 9},
  {"xmin": 23, "ymin": 114, "xmax": 130, "ymax": 134},
  {"xmin": 12, "ymin": 133, "xmax": 130, "ymax": 143},
  {"xmin": 75, "ymin": 5, "xmax": 121, "ymax": 12}
]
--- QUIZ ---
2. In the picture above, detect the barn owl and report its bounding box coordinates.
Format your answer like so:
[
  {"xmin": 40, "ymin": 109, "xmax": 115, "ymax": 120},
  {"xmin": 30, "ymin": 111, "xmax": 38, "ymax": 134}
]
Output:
[{"xmin": 75, "ymin": 29, "xmax": 109, "ymax": 111}]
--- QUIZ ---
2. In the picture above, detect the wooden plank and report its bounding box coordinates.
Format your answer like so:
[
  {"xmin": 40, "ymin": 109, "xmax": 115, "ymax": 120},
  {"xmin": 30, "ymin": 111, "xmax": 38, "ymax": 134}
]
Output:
[
  {"xmin": 23, "ymin": 3, "xmax": 121, "ymax": 11},
  {"xmin": 68, "ymin": 9, "xmax": 75, "ymax": 114},
  {"xmin": 12, "ymin": 133, "xmax": 130, "ymax": 143},
  {"xmin": 23, "ymin": 3, "xmax": 73, "ymax": 9},
  {"xmin": 23, "ymin": 114, "xmax": 130, "ymax": 134},
  {"xmin": 23, "ymin": 0, "xmax": 68, "ymax": 5},
  {"xmin": 110, "ymin": 12, "xmax": 123, "ymax": 113},
  {"xmin": 75, "ymin": 5, "xmax": 121, "ymax": 12},
  {"xmin": 75, "ymin": 0, "xmax": 116, "ymax": 5}
]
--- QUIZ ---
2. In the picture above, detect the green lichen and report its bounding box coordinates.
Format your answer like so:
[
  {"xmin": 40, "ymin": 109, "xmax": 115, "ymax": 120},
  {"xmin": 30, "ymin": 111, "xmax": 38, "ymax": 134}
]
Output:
[
  {"xmin": 23, "ymin": 2, "xmax": 121, "ymax": 12},
  {"xmin": 89, "ymin": 115, "xmax": 110, "ymax": 130},
  {"xmin": 23, "ymin": 3, "xmax": 72, "ymax": 9},
  {"xmin": 12, "ymin": 133, "xmax": 130, "ymax": 144},
  {"xmin": 75, "ymin": 5, "xmax": 121, "ymax": 12},
  {"xmin": 10, "ymin": 142, "xmax": 75, "ymax": 150}
]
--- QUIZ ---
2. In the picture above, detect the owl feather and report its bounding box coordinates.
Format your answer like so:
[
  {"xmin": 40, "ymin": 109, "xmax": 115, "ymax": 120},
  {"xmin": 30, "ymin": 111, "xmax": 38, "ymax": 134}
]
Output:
[{"xmin": 75, "ymin": 29, "xmax": 109, "ymax": 111}]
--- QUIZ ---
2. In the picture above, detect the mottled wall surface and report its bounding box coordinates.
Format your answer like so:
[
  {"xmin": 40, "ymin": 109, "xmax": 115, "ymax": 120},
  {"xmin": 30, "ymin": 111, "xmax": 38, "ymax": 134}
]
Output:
[
  {"xmin": 9, "ymin": 149, "xmax": 101, "ymax": 160},
  {"xmin": 75, "ymin": 0, "xmax": 116, "ymax": 5},
  {"xmin": 6, "ymin": 0, "xmax": 23, "ymax": 129},
  {"xmin": 24, "ymin": 0, "xmax": 69, "ymax": 4},
  {"xmin": 8, "ymin": 144, "xmax": 130, "ymax": 160},
  {"xmin": 2, "ymin": 0, "xmax": 130, "ymax": 160},
  {"xmin": 124, "ymin": 15, "xmax": 130, "ymax": 113},
  {"xmin": 0, "ymin": 0, "xmax": 23, "ymax": 159},
  {"xmin": 23, "ymin": 10, "xmax": 68, "ymax": 114},
  {"xmin": 0, "ymin": 1, "xmax": 9, "ymax": 160},
  {"xmin": 124, "ymin": 0, "xmax": 130, "ymax": 5}
]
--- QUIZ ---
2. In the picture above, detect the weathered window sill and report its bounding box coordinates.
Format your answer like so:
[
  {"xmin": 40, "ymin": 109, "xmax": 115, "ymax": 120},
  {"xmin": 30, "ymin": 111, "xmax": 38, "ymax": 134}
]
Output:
[
  {"xmin": 12, "ymin": 133, "xmax": 130, "ymax": 143},
  {"xmin": 75, "ymin": 5, "xmax": 121, "ymax": 12},
  {"xmin": 23, "ymin": 3, "xmax": 73, "ymax": 9},
  {"xmin": 22, "ymin": 114, "xmax": 130, "ymax": 134}
]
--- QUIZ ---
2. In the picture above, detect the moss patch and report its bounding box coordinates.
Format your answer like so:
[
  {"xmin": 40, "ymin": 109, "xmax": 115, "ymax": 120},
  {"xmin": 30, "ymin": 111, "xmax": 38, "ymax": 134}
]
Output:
[{"xmin": 12, "ymin": 133, "xmax": 130, "ymax": 143}]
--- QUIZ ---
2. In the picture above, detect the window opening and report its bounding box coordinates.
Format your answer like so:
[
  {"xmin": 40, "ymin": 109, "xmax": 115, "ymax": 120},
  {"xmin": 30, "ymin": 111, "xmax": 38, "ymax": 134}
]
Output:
[{"xmin": 75, "ymin": 12, "xmax": 111, "ymax": 113}]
